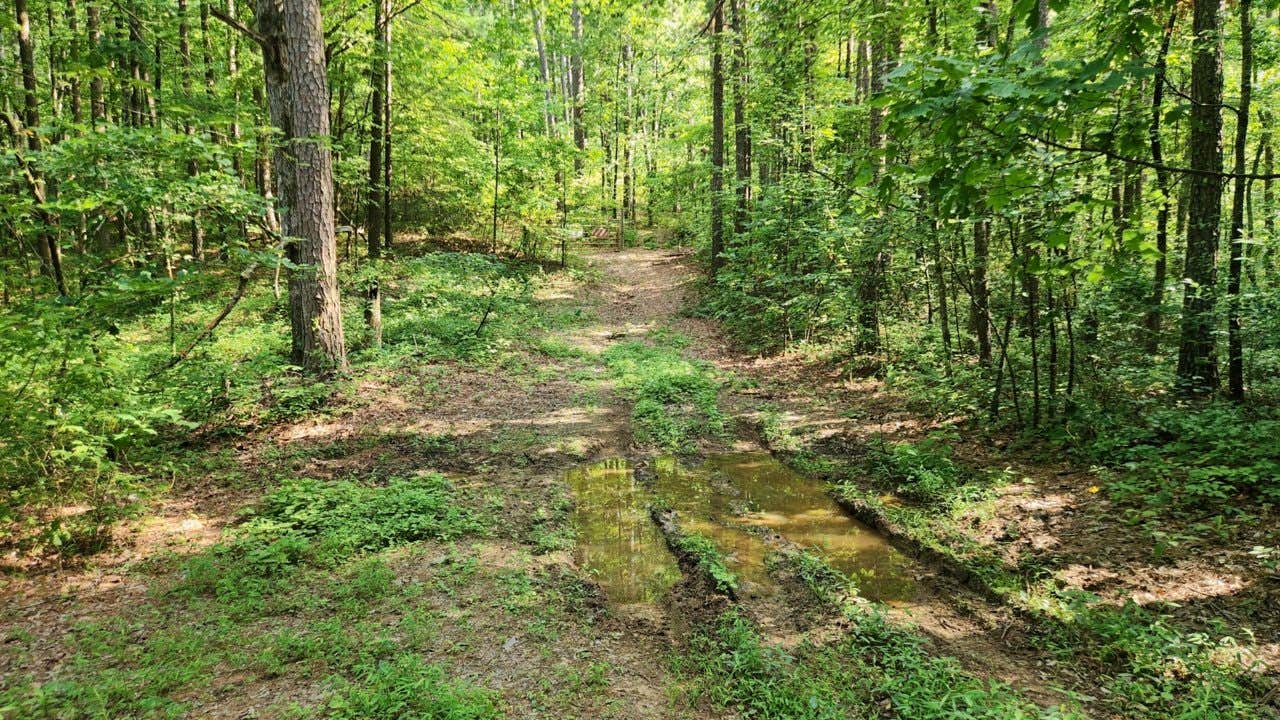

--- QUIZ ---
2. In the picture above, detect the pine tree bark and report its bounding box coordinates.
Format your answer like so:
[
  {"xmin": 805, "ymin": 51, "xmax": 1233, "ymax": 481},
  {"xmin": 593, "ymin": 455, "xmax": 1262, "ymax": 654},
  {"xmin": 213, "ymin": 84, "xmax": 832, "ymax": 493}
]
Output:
[
  {"xmin": 256, "ymin": 0, "xmax": 347, "ymax": 372},
  {"xmin": 1176, "ymin": 0, "xmax": 1224, "ymax": 394}
]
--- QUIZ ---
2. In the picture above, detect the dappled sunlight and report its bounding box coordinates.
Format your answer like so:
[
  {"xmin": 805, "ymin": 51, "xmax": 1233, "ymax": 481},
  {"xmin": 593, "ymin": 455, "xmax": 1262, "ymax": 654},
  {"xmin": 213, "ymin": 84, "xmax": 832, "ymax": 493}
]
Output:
[{"xmin": 508, "ymin": 405, "xmax": 613, "ymax": 428}]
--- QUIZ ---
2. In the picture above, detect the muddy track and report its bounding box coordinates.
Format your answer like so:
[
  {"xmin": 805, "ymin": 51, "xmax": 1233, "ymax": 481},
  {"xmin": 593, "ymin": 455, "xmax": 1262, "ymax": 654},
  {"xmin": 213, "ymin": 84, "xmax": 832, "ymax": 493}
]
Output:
[{"xmin": 575, "ymin": 247, "xmax": 1099, "ymax": 712}]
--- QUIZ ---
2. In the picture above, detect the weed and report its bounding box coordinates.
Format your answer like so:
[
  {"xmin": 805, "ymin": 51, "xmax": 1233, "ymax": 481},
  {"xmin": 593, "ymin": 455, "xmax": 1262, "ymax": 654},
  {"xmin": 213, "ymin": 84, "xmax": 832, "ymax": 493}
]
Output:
[
  {"xmin": 869, "ymin": 431, "xmax": 973, "ymax": 505},
  {"xmin": 328, "ymin": 654, "xmax": 502, "ymax": 719},
  {"xmin": 672, "ymin": 532, "xmax": 738, "ymax": 594},
  {"xmin": 602, "ymin": 340, "xmax": 724, "ymax": 451}
]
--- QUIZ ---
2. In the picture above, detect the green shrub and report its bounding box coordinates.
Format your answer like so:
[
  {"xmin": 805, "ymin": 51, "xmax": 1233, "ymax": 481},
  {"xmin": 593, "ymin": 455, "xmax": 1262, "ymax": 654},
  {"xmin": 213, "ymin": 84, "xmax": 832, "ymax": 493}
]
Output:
[
  {"xmin": 870, "ymin": 432, "xmax": 971, "ymax": 505},
  {"xmin": 177, "ymin": 475, "xmax": 482, "ymax": 602},
  {"xmin": 1089, "ymin": 406, "xmax": 1280, "ymax": 510}
]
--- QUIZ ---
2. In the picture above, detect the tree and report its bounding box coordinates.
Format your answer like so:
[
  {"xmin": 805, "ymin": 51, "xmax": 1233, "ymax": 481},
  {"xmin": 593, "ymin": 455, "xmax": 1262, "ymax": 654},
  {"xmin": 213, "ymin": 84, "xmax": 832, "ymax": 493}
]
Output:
[
  {"xmin": 1176, "ymin": 0, "xmax": 1224, "ymax": 395},
  {"xmin": 1226, "ymin": 0, "xmax": 1253, "ymax": 401},
  {"xmin": 708, "ymin": 0, "xmax": 725, "ymax": 276},
  {"xmin": 366, "ymin": 0, "xmax": 389, "ymax": 259},
  {"xmin": 255, "ymin": 0, "xmax": 347, "ymax": 372}
]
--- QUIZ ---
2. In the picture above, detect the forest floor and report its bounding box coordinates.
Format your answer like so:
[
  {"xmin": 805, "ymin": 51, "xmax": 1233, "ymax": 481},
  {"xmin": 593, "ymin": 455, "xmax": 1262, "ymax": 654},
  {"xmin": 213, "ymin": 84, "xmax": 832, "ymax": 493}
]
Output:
[{"xmin": 2, "ymin": 244, "xmax": 1276, "ymax": 719}]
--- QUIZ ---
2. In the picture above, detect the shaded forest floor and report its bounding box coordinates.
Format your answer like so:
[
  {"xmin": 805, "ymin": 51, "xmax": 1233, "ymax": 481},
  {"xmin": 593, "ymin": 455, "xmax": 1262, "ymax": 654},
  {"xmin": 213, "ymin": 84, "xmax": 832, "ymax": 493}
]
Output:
[{"xmin": 2, "ymin": 244, "xmax": 1276, "ymax": 718}]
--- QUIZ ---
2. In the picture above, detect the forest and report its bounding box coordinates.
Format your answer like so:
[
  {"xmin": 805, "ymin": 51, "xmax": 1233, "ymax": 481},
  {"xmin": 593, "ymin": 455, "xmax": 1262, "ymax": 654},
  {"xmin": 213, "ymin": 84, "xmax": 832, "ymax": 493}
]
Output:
[{"xmin": 2, "ymin": 0, "xmax": 1279, "ymax": 716}]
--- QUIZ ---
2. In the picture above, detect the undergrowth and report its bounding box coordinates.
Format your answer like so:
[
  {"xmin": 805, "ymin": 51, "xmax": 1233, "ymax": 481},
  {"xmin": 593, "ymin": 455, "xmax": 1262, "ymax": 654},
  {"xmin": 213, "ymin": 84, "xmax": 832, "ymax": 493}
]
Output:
[
  {"xmin": 1, "ymin": 250, "xmax": 548, "ymax": 563},
  {"xmin": 680, "ymin": 609, "xmax": 1079, "ymax": 720},
  {"xmin": 819, "ymin": 454, "xmax": 1273, "ymax": 720},
  {"xmin": 0, "ymin": 474, "xmax": 494, "ymax": 719},
  {"xmin": 602, "ymin": 333, "xmax": 725, "ymax": 451}
]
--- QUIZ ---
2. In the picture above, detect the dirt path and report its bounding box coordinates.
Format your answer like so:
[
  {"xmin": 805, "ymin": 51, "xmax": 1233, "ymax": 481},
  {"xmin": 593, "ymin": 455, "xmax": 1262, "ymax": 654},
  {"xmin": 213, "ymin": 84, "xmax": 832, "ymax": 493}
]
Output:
[
  {"xmin": 3, "ymin": 245, "xmax": 1096, "ymax": 718},
  {"xmin": 572, "ymin": 248, "xmax": 1097, "ymax": 709}
]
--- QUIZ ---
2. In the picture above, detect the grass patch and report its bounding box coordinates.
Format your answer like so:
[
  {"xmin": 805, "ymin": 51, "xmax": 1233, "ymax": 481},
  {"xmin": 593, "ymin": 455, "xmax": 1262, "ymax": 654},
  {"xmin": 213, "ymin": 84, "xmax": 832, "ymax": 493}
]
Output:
[
  {"xmin": 328, "ymin": 654, "xmax": 502, "ymax": 719},
  {"xmin": 814, "ymin": 453, "xmax": 1273, "ymax": 719},
  {"xmin": 680, "ymin": 608, "xmax": 1075, "ymax": 720},
  {"xmin": 671, "ymin": 532, "xmax": 738, "ymax": 595},
  {"xmin": 0, "ymin": 475, "xmax": 495, "ymax": 719},
  {"xmin": 177, "ymin": 474, "xmax": 483, "ymax": 608},
  {"xmin": 602, "ymin": 337, "xmax": 725, "ymax": 451}
]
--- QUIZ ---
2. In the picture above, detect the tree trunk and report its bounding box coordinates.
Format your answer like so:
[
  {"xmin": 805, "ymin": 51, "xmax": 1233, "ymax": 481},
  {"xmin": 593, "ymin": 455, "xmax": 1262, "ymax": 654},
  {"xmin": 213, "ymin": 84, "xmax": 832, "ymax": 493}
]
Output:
[
  {"xmin": 16, "ymin": 0, "xmax": 67, "ymax": 295},
  {"xmin": 365, "ymin": 0, "xmax": 387, "ymax": 258},
  {"xmin": 179, "ymin": 0, "xmax": 205, "ymax": 260},
  {"xmin": 730, "ymin": 0, "xmax": 750, "ymax": 238},
  {"xmin": 1227, "ymin": 0, "xmax": 1252, "ymax": 401},
  {"xmin": 87, "ymin": 2, "xmax": 105, "ymax": 124},
  {"xmin": 709, "ymin": 0, "xmax": 725, "ymax": 276},
  {"xmin": 1176, "ymin": 0, "xmax": 1224, "ymax": 394},
  {"xmin": 971, "ymin": 219, "xmax": 991, "ymax": 366},
  {"xmin": 1144, "ymin": 13, "xmax": 1176, "ymax": 352},
  {"xmin": 570, "ymin": 2, "xmax": 585, "ymax": 173},
  {"xmin": 256, "ymin": 0, "xmax": 347, "ymax": 372},
  {"xmin": 66, "ymin": 0, "xmax": 82, "ymax": 124},
  {"xmin": 381, "ymin": 9, "xmax": 392, "ymax": 253},
  {"xmin": 533, "ymin": 6, "xmax": 555, "ymax": 137}
]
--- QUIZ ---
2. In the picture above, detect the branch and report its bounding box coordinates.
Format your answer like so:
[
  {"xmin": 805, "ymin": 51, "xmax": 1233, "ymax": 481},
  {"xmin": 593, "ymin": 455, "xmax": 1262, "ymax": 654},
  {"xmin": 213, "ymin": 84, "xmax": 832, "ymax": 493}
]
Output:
[
  {"xmin": 209, "ymin": 7, "xmax": 267, "ymax": 49},
  {"xmin": 156, "ymin": 228, "xmax": 291, "ymax": 373},
  {"xmin": 1162, "ymin": 74, "xmax": 1241, "ymax": 117},
  {"xmin": 388, "ymin": 0, "xmax": 424, "ymax": 25},
  {"xmin": 1025, "ymin": 132, "xmax": 1280, "ymax": 180},
  {"xmin": 325, "ymin": 1, "xmax": 369, "ymax": 38}
]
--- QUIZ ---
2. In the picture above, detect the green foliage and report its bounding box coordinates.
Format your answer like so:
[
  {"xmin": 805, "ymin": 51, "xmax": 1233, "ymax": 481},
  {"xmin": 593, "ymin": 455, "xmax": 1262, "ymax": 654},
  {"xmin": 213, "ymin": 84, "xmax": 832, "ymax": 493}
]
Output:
[
  {"xmin": 682, "ymin": 609, "xmax": 1075, "ymax": 720},
  {"xmin": 0, "ymin": 248, "xmax": 548, "ymax": 563},
  {"xmin": 770, "ymin": 549, "xmax": 855, "ymax": 605},
  {"xmin": 826, "ymin": 455, "xmax": 1270, "ymax": 719},
  {"xmin": 683, "ymin": 612, "xmax": 852, "ymax": 719},
  {"xmin": 178, "ymin": 474, "xmax": 482, "ymax": 602},
  {"xmin": 602, "ymin": 338, "xmax": 725, "ymax": 451},
  {"xmin": 352, "ymin": 253, "xmax": 540, "ymax": 364},
  {"xmin": 1088, "ymin": 405, "xmax": 1280, "ymax": 510},
  {"xmin": 1036, "ymin": 595, "xmax": 1263, "ymax": 720},
  {"xmin": 869, "ymin": 432, "xmax": 973, "ymax": 505},
  {"xmin": 672, "ymin": 532, "xmax": 738, "ymax": 594},
  {"xmin": 328, "ymin": 654, "xmax": 503, "ymax": 720}
]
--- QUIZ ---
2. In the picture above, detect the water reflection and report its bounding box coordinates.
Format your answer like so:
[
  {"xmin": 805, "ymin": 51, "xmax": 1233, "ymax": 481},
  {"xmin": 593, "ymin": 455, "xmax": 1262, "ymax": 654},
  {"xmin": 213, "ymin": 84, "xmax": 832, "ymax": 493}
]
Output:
[
  {"xmin": 567, "ymin": 453, "xmax": 917, "ymax": 606},
  {"xmin": 656, "ymin": 453, "xmax": 917, "ymax": 602},
  {"xmin": 565, "ymin": 459, "xmax": 681, "ymax": 604}
]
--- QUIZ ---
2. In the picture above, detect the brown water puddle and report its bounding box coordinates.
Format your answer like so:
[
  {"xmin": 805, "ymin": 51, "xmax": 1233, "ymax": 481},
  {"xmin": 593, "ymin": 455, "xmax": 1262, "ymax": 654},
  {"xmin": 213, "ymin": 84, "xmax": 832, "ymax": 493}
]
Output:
[
  {"xmin": 564, "ymin": 459, "xmax": 682, "ymax": 605},
  {"xmin": 567, "ymin": 453, "xmax": 917, "ymax": 606}
]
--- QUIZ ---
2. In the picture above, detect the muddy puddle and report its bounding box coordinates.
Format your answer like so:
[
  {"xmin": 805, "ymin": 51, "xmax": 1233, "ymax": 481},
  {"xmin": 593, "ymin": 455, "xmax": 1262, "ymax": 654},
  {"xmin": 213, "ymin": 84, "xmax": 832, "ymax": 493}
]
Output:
[
  {"xmin": 564, "ymin": 459, "xmax": 682, "ymax": 605},
  {"xmin": 567, "ymin": 452, "xmax": 917, "ymax": 606}
]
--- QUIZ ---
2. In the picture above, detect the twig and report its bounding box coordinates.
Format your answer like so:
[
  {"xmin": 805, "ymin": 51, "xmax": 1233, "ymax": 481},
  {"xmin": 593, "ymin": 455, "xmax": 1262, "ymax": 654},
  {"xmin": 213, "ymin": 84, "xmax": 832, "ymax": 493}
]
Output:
[
  {"xmin": 155, "ymin": 229, "xmax": 291, "ymax": 374},
  {"xmin": 209, "ymin": 7, "xmax": 267, "ymax": 49}
]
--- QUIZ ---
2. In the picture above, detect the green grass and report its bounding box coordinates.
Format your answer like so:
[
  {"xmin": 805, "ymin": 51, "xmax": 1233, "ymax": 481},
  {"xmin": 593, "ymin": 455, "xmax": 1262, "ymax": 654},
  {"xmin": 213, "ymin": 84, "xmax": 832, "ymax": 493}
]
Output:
[
  {"xmin": 671, "ymin": 532, "xmax": 738, "ymax": 595},
  {"xmin": 679, "ymin": 608, "xmax": 1077, "ymax": 720},
  {"xmin": 328, "ymin": 654, "xmax": 502, "ymax": 720},
  {"xmin": 0, "ymin": 475, "xmax": 493, "ymax": 719},
  {"xmin": 601, "ymin": 335, "xmax": 725, "ymax": 452}
]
